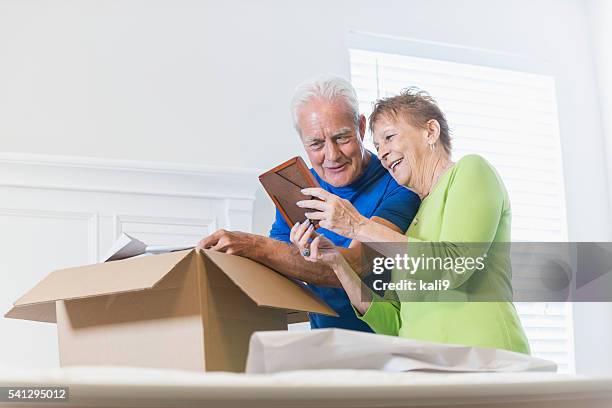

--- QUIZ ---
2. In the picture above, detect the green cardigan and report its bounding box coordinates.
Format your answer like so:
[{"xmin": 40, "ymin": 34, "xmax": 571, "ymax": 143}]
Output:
[{"xmin": 358, "ymin": 154, "xmax": 531, "ymax": 354}]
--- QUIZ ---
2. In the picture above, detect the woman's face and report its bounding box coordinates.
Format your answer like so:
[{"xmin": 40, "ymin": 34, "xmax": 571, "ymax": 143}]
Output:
[{"xmin": 372, "ymin": 115, "xmax": 430, "ymax": 188}]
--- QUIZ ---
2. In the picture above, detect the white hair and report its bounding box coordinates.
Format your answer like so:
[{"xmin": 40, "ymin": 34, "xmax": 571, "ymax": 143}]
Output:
[{"xmin": 290, "ymin": 75, "xmax": 360, "ymax": 133}]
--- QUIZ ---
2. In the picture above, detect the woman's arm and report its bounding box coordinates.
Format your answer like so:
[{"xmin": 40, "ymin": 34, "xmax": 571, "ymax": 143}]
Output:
[
  {"xmin": 331, "ymin": 256, "xmax": 372, "ymax": 315},
  {"xmin": 290, "ymin": 221, "xmax": 402, "ymax": 335},
  {"xmin": 298, "ymin": 187, "xmax": 409, "ymax": 260},
  {"xmin": 298, "ymin": 188, "xmax": 409, "ymax": 244},
  {"xmin": 289, "ymin": 220, "xmax": 371, "ymax": 313},
  {"xmin": 333, "ymin": 252, "xmax": 402, "ymax": 336}
]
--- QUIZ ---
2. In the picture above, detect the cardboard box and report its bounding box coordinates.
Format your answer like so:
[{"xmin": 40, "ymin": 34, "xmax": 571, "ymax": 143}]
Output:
[{"xmin": 5, "ymin": 249, "xmax": 336, "ymax": 372}]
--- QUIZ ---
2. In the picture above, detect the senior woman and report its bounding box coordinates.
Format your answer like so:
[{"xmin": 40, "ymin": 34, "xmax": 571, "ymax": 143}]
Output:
[{"xmin": 291, "ymin": 88, "xmax": 530, "ymax": 354}]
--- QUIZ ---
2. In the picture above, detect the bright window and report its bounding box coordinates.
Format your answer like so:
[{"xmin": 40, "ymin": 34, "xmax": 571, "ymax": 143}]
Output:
[{"xmin": 350, "ymin": 47, "xmax": 574, "ymax": 373}]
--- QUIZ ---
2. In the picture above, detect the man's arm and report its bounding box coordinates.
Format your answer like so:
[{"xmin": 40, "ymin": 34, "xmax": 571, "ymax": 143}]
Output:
[{"xmin": 197, "ymin": 216, "xmax": 402, "ymax": 287}]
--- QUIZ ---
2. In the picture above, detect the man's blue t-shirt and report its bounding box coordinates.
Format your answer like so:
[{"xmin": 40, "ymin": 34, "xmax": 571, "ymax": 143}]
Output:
[{"xmin": 269, "ymin": 153, "xmax": 420, "ymax": 332}]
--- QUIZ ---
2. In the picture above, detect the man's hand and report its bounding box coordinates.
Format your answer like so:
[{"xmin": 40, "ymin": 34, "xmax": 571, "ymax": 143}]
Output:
[{"xmin": 196, "ymin": 229, "xmax": 258, "ymax": 256}]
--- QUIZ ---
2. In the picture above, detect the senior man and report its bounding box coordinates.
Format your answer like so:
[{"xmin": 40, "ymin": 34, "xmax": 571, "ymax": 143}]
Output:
[{"xmin": 198, "ymin": 76, "xmax": 420, "ymax": 332}]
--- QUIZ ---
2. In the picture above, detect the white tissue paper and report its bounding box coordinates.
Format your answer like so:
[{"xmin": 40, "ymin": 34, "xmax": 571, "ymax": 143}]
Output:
[{"xmin": 245, "ymin": 328, "xmax": 557, "ymax": 374}]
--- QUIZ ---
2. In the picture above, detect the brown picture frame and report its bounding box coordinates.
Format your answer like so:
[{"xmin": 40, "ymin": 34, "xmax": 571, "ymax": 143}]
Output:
[{"xmin": 259, "ymin": 156, "xmax": 321, "ymax": 229}]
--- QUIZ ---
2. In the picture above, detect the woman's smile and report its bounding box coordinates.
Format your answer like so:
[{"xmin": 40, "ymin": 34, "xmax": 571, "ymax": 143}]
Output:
[{"xmin": 390, "ymin": 157, "xmax": 404, "ymax": 173}]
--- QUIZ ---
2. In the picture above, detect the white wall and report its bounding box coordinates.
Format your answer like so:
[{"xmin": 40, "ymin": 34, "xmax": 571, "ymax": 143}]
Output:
[
  {"xmin": 586, "ymin": 0, "xmax": 612, "ymax": 231},
  {"xmin": 575, "ymin": 0, "xmax": 612, "ymax": 377},
  {"xmin": 0, "ymin": 0, "xmax": 609, "ymax": 238},
  {"xmin": 1, "ymin": 0, "xmax": 611, "ymax": 373}
]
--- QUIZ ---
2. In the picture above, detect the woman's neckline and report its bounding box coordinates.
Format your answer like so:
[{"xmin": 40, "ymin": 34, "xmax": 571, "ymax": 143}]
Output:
[{"xmin": 420, "ymin": 161, "xmax": 455, "ymax": 204}]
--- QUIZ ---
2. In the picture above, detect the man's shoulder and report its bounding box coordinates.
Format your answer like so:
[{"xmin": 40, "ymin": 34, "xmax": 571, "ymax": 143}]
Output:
[{"xmin": 370, "ymin": 166, "xmax": 416, "ymax": 198}]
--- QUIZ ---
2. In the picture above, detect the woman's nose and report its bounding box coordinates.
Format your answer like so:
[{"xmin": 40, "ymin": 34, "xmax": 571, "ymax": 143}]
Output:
[{"xmin": 379, "ymin": 146, "xmax": 390, "ymax": 165}]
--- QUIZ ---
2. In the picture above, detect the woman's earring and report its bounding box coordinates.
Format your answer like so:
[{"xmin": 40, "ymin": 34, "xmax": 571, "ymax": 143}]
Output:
[{"xmin": 429, "ymin": 142, "xmax": 436, "ymax": 151}]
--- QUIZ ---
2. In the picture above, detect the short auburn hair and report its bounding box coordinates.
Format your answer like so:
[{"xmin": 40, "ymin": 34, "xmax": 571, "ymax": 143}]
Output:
[{"xmin": 369, "ymin": 87, "xmax": 451, "ymax": 154}]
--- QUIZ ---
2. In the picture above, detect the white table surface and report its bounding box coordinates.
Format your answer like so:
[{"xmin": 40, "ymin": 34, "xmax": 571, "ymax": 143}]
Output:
[{"xmin": 1, "ymin": 366, "xmax": 611, "ymax": 408}]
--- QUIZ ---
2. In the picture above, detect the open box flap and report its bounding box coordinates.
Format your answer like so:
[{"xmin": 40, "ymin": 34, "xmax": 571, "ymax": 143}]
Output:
[
  {"xmin": 4, "ymin": 301, "xmax": 57, "ymax": 323},
  {"xmin": 201, "ymin": 249, "xmax": 337, "ymax": 317},
  {"xmin": 5, "ymin": 250, "xmax": 193, "ymax": 323}
]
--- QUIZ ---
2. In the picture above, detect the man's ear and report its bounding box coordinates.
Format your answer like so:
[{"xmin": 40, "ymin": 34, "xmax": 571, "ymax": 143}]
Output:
[
  {"xmin": 426, "ymin": 119, "xmax": 441, "ymax": 145},
  {"xmin": 358, "ymin": 114, "xmax": 367, "ymax": 140}
]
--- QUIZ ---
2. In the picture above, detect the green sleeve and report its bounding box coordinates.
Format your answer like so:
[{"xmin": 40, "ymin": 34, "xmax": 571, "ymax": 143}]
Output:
[
  {"xmin": 354, "ymin": 292, "xmax": 402, "ymax": 336},
  {"xmin": 406, "ymin": 155, "xmax": 505, "ymax": 288}
]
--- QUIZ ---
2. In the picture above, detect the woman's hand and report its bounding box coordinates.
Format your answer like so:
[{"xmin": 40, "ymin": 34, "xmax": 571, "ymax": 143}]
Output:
[
  {"xmin": 290, "ymin": 220, "xmax": 344, "ymax": 269},
  {"xmin": 297, "ymin": 188, "xmax": 369, "ymax": 239},
  {"xmin": 291, "ymin": 219, "xmax": 373, "ymax": 315}
]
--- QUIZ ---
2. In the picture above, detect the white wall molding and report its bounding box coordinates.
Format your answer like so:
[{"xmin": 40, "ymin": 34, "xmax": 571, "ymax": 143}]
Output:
[
  {"xmin": 0, "ymin": 152, "xmax": 262, "ymax": 201},
  {"xmin": 225, "ymin": 198, "xmax": 258, "ymax": 231},
  {"xmin": 0, "ymin": 208, "xmax": 99, "ymax": 263},
  {"xmin": 113, "ymin": 213, "xmax": 218, "ymax": 243}
]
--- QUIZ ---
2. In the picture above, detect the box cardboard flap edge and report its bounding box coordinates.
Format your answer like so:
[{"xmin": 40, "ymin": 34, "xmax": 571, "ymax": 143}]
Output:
[
  {"xmin": 6, "ymin": 249, "xmax": 337, "ymax": 323},
  {"xmin": 5, "ymin": 250, "xmax": 194, "ymax": 323},
  {"xmin": 200, "ymin": 249, "xmax": 336, "ymax": 317}
]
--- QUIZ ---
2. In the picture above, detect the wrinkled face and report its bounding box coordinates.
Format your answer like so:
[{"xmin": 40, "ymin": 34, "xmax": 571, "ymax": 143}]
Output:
[
  {"xmin": 297, "ymin": 98, "xmax": 367, "ymax": 187},
  {"xmin": 372, "ymin": 115, "xmax": 430, "ymax": 188}
]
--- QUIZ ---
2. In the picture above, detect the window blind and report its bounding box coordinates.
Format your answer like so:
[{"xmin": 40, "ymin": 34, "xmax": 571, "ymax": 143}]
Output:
[{"xmin": 350, "ymin": 48, "xmax": 574, "ymax": 373}]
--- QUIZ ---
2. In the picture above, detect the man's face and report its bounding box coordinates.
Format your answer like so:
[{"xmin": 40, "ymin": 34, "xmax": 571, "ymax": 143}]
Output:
[{"xmin": 297, "ymin": 98, "xmax": 367, "ymax": 187}]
